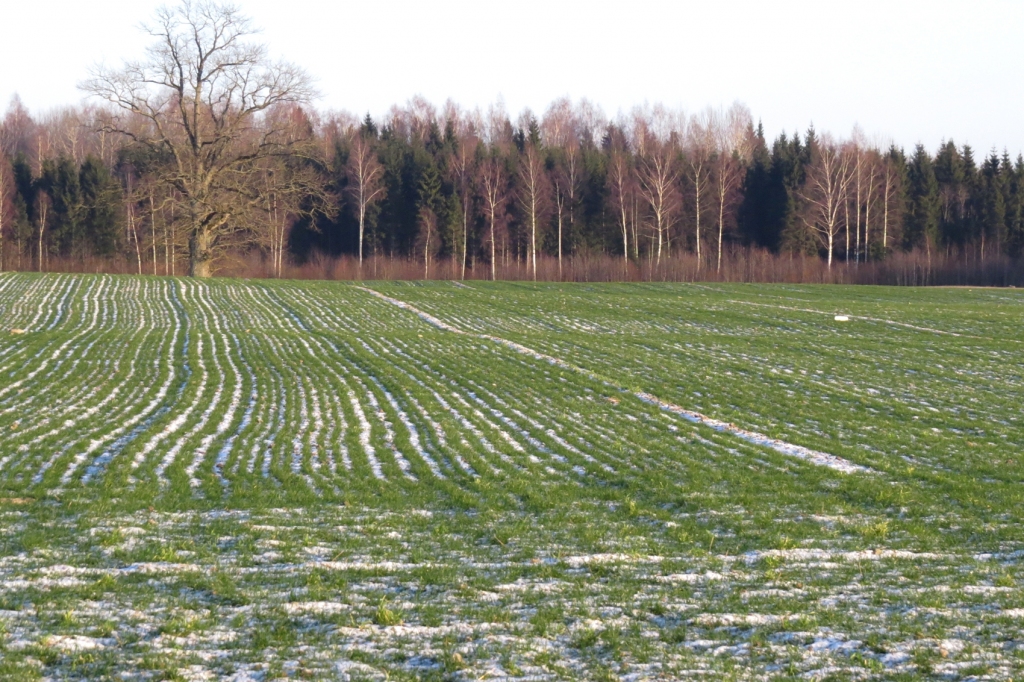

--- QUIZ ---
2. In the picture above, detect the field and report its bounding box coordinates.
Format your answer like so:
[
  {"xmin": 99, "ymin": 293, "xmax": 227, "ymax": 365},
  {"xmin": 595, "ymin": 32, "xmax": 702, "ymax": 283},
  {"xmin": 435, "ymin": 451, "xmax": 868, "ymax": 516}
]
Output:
[{"xmin": 0, "ymin": 272, "xmax": 1022, "ymax": 681}]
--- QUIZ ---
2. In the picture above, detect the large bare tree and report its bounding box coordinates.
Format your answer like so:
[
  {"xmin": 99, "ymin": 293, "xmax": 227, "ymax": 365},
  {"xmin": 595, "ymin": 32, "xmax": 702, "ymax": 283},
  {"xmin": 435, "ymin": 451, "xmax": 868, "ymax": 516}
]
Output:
[{"xmin": 82, "ymin": 0, "xmax": 317, "ymax": 277}]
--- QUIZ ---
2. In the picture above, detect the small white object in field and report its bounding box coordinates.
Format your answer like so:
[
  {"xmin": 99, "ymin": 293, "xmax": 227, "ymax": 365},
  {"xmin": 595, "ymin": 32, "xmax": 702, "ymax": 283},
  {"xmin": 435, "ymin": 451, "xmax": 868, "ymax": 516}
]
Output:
[
  {"xmin": 834, "ymin": 315, "xmax": 849, "ymax": 322},
  {"xmin": 10, "ymin": 328, "xmax": 26, "ymax": 335}
]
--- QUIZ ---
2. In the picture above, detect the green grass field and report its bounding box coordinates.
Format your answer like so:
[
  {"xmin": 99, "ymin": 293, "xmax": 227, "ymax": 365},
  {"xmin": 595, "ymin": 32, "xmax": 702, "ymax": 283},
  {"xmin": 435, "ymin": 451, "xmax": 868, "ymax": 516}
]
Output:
[{"xmin": 0, "ymin": 272, "xmax": 1021, "ymax": 680}]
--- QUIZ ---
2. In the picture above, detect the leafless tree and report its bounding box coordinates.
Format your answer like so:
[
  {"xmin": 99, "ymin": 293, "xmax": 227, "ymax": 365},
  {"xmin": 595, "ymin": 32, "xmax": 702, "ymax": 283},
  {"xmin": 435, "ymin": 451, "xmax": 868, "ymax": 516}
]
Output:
[
  {"xmin": 0, "ymin": 120, "xmax": 15, "ymax": 271},
  {"xmin": 0, "ymin": 157, "xmax": 9, "ymax": 271},
  {"xmin": 712, "ymin": 104, "xmax": 753, "ymax": 272},
  {"xmin": 607, "ymin": 144, "xmax": 633, "ymax": 270},
  {"xmin": 2, "ymin": 96, "xmax": 36, "ymax": 159},
  {"xmin": 446, "ymin": 116, "xmax": 477, "ymax": 280},
  {"xmin": 881, "ymin": 153, "xmax": 902, "ymax": 251},
  {"xmin": 799, "ymin": 136, "xmax": 854, "ymax": 268},
  {"xmin": 861, "ymin": 147, "xmax": 881, "ymax": 261},
  {"xmin": 542, "ymin": 99, "xmax": 583, "ymax": 277},
  {"xmin": 346, "ymin": 132, "xmax": 385, "ymax": 269},
  {"xmin": 517, "ymin": 140, "xmax": 548, "ymax": 280},
  {"xmin": 477, "ymin": 153, "xmax": 508, "ymax": 281},
  {"xmin": 417, "ymin": 205, "xmax": 438, "ymax": 279},
  {"xmin": 122, "ymin": 172, "xmax": 143, "ymax": 274},
  {"xmin": 633, "ymin": 111, "xmax": 682, "ymax": 266},
  {"xmin": 686, "ymin": 111, "xmax": 716, "ymax": 267},
  {"xmin": 82, "ymin": 0, "xmax": 317, "ymax": 277}
]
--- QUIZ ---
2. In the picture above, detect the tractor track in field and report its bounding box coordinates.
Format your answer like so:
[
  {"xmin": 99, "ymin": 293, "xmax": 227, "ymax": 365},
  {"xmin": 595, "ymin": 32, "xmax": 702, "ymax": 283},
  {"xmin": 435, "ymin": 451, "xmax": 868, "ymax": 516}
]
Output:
[{"xmin": 359, "ymin": 286, "xmax": 873, "ymax": 475}]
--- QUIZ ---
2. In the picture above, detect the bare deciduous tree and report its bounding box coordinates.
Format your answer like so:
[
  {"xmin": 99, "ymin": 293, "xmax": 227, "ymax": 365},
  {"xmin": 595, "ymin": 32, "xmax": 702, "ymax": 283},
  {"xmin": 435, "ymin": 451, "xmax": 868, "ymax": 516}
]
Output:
[
  {"xmin": 0, "ymin": 162, "xmax": 8, "ymax": 271},
  {"xmin": 712, "ymin": 104, "xmax": 753, "ymax": 272},
  {"xmin": 633, "ymin": 112, "xmax": 682, "ymax": 266},
  {"xmin": 82, "ymin": 0, "xmax": 317, "ymax": 277},
  {"xmin": 542, "ymin": 99, "xmax": 583, "ymax": 277},
  {"xmin": 607, "ymin": 144, "xmax": 633, "ymax": 270},
  {"xmin": 346, "ymin": 132, "xmax": 385, "ymax": 269},
  {"xmin": 517, "ymin": 140, "xmax": 548, "ymax": 280},
  {"xmin": 799, "ymin": 136, "xmax": 854, "ymax": 268},
  {"xmin": 417, "ymin": 205, "xmax": 437, "ymax": 279},
  {"xmin": 447, "ymin": 121, "xmax": 477, "ymax": 280},
  {"xmin": 477, "ymin": 154, "xmax": 508, "ymax": 281},
  {"xmin": 881, "ymin": 150, "xmax": 902, "ymax": 251},
  {"xmin": 686, "ymin": 111, "xmax": 715, "ymax": 268}
]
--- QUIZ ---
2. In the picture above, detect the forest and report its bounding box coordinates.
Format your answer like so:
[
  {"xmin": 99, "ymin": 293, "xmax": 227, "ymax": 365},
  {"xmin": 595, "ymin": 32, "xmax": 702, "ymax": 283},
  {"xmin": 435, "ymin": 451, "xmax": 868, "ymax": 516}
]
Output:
[{"xmin": 0, "ymin": 3, "xmax": 1022, "ymax": 284}]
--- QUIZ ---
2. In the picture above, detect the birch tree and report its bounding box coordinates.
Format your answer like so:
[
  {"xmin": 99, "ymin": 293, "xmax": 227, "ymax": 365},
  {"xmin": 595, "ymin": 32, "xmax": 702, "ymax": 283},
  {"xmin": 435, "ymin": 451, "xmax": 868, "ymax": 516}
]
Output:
[
  {"xmin": 712, "ymin": 104, "xmax": 753, "ymax": 272},
  {"xmin": 633, "ymin": 115, "xmax": 681, "ymax": 266},
  {"xmin": 417, "ymin": 206, "xmax": 437, "ymax": 278},
  {"xmin": 517, "ymin": 140, "xmax": 547, "ymax": 280},
  {"xmin": 607, "ymin": 145, "xmax": 633, "ymax": 269},
  {"xmin": 477, "ymin": 154, "xmax": 508, "ymax": 281},
  {"xmin": 346, "ymin": 132, "xmax": 386, "ymax": 268},
  {"xmin": 686, "ymin": 112, "xmax": 715, "ymax": 267},
  {"xmin": 799, "ymin": 136, "xmax": 854, "ymax": 268},
  {"xmin": 542, "ymin": 99, "xmax": 582, "ymax": 276},
  {"xmin": 447, "ymin": 125, "xmax": 477, "ymax": 280}
]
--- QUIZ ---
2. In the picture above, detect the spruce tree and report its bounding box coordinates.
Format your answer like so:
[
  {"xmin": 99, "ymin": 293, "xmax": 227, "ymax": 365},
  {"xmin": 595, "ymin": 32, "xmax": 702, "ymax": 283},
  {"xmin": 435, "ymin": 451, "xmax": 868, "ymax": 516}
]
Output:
[
  {"xmin": 79, "ymin": 156, "xmax": 122, "ymax": 258},
  {"xmin": 979, "ymin": 152, "xmax": 1006, "ymax": 257},
  {"xmin": 42, "ymin": 156, "xmax": 84, "ymax": 259},
  {"xmin": 905, "ymin": 145, "xmax": 940, "ymax": 255}
]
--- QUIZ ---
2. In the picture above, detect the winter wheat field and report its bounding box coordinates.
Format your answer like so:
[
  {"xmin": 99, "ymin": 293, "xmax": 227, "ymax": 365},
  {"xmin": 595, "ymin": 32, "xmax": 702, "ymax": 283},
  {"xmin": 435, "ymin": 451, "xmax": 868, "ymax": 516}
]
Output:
[{"xmin": 0, "ymin": 272, "xmax": 1022, "ymax": 682}]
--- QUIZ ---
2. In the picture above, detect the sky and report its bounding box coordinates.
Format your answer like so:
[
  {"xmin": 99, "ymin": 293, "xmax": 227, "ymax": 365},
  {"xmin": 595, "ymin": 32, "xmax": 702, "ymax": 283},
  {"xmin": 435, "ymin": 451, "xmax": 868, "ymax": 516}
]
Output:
[{"xmin": 2, "ymin": 0, "xmax": 1022, "ymax": 155}]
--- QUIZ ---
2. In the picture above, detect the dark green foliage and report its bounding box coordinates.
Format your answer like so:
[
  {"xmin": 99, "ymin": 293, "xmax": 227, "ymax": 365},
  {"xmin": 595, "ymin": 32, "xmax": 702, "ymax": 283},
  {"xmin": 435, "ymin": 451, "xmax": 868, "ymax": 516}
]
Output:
[
  {"xmin": 738, "ymin": 128, "xmax": 811, "ymax": 254},
  {"xmin": 1006, "ymin": 155, "xmax": 1024, "ymax": 257},
  {"xmin": 79, "ymin": 157, "xmax": 123, "ymax": 258},
  {"xmin": 905, "ymin": 145, "xmax": 940, "ymax": 253},
  {"xmin": 41, "ymin": 155, "xmax": 83, "ymax": 258}
]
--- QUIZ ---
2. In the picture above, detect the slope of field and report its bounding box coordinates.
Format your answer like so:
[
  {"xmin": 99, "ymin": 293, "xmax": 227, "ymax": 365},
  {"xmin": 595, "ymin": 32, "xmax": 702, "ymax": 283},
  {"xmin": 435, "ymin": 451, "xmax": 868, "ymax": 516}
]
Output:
[{"xmin": 0, "ymin": 272, "xmax": 1021, "ymax": 681}]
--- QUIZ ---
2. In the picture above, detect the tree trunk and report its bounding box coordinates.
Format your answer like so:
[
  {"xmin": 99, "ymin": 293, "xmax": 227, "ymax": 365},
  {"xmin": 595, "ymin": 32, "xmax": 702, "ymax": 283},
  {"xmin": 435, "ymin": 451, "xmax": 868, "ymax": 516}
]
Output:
[
  {"xmin": 620, "ymin": 206, "xmax": 629, "ymax": 272},
  {"xmin": 844, "ymin": 199, "xmax": 850, "ymax": 263},
  {"xmin": 150, "ymin": 193, "xmax": 158, "ymax": 275},
  {"xmin": 132, "ymin": 216, "xmax": 142, "ymax": 275},
  {"xmin": 694, "ymin": 181, "xmax": 702, "ymax": 268},
  {"xmin": 424, "ymin": 224, "xmax": 431, "ymax": 279},
  {"xmin": 358, "ymin": 206, "xmax": 365, "ymax": 271},
  {"xmin": 717, "ymin": 190, "xmax": 726, "ymax": 274},
  {"xmin": 855, "ymin": 158, "xmax": 862, "ymax": 264},
  {"xmin": 38, "ymin": 202, "xmax": 47, "ymax": 272},
  {"xmin": 530, "ymin": 199, "xmax": 537, "ymax": 281},
  {"xmin": 655, "ymin": 213, "xmax": 663, "ymax": 266},
  {"xmin": 557, "ymin": 208, "xmax": 563, "ymax": 281},
  {"xmin": 489, "ymin": 211, "xmax": 496, "ymax": 281},
  {"xmin": 462, "ymin": 201, "xmax": 468, "ymax": 280},
  {"xmin": 189, "ymin": 226, "xmax": 214, "ymax": 278},
  {"xmin": 170, "ymin": 202, "xmax": 176, "ymax": 276},
  {"xmin": 883, "ymin": 179, "xmax": 889, "ymax": 251}
]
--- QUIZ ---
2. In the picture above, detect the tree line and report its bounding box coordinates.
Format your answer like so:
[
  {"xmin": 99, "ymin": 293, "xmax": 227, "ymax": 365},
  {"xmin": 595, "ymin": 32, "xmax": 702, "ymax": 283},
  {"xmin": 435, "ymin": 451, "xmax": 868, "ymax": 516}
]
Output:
[{"xmin": 0, "ymin": 1, "xmax": 1021, "ymax": 281}]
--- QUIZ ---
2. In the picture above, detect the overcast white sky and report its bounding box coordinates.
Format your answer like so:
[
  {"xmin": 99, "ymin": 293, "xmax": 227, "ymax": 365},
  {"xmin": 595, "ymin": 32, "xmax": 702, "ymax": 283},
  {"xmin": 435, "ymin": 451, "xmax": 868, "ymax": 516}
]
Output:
[{"xmin": 2, "ymin": 0, "xmax": 1022, "ymax": 155}]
